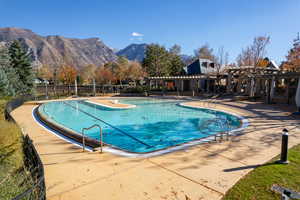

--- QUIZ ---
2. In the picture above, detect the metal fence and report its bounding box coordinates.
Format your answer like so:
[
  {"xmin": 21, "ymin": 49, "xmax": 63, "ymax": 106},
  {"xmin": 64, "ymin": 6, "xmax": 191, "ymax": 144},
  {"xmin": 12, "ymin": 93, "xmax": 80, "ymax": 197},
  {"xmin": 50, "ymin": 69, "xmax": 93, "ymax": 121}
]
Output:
[
  {"xmin": 4, "ymin": 98, "xmax": 46, "ymax": 200},
  {"xmin": 35, "ymin": 84, "xmax": 134, "ymax": 97}
]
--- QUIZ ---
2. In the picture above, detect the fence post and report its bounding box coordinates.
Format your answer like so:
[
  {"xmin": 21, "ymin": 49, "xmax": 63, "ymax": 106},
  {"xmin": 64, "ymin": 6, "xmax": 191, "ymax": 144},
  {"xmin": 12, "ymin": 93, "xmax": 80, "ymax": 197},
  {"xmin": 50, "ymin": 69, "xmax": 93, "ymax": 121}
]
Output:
[
  {"xmin": 74, "ymin": 79, "xmax": 78, "ymax": 97},
  {"xmin": 45, "ymin": 82, "xmax": 48, "ymax": 99},
  {"xmin": 93, "ymin": 79, "xmax": 96, "ymax": 96}
]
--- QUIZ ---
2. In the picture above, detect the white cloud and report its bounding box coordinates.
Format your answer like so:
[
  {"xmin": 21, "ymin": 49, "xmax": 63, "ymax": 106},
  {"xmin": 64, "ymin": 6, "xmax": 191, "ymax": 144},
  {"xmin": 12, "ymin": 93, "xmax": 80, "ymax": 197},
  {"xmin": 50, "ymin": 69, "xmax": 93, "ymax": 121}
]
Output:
[{"xmin": 132, "ymin": 32, "xmax": 144, "ymax": 37}]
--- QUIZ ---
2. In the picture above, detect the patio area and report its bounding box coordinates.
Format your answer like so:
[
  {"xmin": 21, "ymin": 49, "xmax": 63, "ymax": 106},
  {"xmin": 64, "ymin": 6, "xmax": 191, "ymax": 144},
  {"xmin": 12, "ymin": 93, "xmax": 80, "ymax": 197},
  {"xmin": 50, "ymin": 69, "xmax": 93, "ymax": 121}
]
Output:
[{"xmin": 11, "ymin": 97, "xmax": 300, "ymax": 200}]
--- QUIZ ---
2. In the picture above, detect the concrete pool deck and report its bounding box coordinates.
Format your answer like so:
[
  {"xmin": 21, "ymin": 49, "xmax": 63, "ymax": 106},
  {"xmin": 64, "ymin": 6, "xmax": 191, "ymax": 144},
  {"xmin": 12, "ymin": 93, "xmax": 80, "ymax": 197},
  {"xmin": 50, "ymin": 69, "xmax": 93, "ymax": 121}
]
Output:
[
  {"xmin": 11, "ymin": 97, "xmax": 300, "ymax": 200},
  {"xmin": 87, "ymin": 99, "xmax": 136, "ymax": 109}
]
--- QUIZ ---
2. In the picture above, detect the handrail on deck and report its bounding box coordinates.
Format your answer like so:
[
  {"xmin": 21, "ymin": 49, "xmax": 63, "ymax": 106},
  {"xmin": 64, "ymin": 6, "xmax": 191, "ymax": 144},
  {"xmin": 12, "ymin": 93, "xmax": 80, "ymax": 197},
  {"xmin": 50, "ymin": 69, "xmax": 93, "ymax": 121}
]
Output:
[{"xmin": 82, "ymin": 124, "xmax": 103, "ymax": 153}]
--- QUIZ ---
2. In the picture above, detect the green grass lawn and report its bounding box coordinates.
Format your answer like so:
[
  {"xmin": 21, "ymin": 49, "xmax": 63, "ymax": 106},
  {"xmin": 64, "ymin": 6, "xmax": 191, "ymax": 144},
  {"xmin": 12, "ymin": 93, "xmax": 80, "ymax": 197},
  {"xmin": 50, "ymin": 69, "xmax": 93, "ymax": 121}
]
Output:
[
  {"xmin": 223, "ymin": 144, "xmax": 300, "ymax": 200},
  {"xmin": 0, "ymin": 98, "xmax": 34, "ymax": 200}
]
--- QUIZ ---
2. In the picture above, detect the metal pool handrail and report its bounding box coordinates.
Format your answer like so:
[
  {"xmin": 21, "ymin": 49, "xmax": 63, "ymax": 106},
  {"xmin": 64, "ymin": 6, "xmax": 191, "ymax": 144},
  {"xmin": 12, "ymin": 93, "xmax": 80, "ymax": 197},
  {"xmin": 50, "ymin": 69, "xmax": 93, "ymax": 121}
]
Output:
[
  {"xmin": 62, "ymin": 101, "xmax": 153, "ymax": 148},
  {"xmin": 82, "ymin": 124, "xmax": 103, "ymax": 153}
]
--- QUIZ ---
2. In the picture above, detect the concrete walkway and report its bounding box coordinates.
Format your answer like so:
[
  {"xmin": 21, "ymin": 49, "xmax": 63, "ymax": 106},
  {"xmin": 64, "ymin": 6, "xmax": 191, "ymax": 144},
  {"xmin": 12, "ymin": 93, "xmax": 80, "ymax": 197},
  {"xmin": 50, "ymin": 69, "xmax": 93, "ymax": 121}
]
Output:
[{"xmin": 11, "ymin": 98, "xmax": 300, "ymax": 200}]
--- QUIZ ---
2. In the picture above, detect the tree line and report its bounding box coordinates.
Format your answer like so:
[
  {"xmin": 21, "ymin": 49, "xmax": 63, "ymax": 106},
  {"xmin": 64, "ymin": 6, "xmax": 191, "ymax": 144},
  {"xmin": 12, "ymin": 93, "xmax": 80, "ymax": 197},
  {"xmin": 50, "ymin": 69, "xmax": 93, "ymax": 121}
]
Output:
[
  {"xmin": 1, "ymin": 35, "xmax": 299, "ymax": 98},
  {"xmin": 37, "ymin": 56, "xmax": 146, "ymax": 87}
]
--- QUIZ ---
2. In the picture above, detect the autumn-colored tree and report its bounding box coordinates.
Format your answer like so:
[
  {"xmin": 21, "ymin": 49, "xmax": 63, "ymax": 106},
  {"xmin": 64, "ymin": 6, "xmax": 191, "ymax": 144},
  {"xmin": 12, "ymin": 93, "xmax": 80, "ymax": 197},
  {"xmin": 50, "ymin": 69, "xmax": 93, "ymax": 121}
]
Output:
[
  {"xmin": 256, "ymin": 58, "xmax": 270, "ymax": 68},
  {"xmin": 127, "ymin": 61, "xmax": 146, "ymax": 85},
  {"xmin": 95, "ymin": 66, "xmax": 115, "ymax": 84},
  {"xmin": 115, "ymin": 57, "xmax": 129, "ymax": 85},
  {"xmin": 80, "ymin": 64, "xmax": 97, "ymax": 84},
  {"xmin": 37, "ymin": 64, "xmax": 53, "ymax": 81},
  {"xmin": 282, "ymin": 34, "xmax": 300, "ymax": 72},
  {"xmin": 58, "ymin": 65, "xmax": 77, "ymax": 85}
]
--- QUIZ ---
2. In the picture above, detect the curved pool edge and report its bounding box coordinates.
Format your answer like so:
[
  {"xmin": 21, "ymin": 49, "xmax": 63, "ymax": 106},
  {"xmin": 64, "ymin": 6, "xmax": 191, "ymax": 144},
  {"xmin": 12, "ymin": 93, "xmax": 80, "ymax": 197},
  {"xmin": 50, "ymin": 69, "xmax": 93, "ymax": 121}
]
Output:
[
  {"xmin": 32, "ymin": 106, "xmax": 93, "ymax": 152},
  {"xmin": 35, "ymin": 105, "xmax": 101, "ymax": 149},
  {"xmin": 178, "ymin": 102, "xmax": 249, "ymax": 136},
  {"xmin": 32, "ymin": 105, "xmax": 218, "ymax": 158},
  {"xmin": 32, "ymin": 100, "xmax": 249, "ymax": 158}
]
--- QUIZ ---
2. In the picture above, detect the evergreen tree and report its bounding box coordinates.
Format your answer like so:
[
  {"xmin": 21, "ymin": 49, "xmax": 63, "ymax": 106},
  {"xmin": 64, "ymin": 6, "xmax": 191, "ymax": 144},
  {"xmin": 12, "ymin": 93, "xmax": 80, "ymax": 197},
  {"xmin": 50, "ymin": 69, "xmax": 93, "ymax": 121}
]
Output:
[
  {"xmin": 0, "ymin": 67, "xmax": 21, "ymax": 96},
  {"xmin": 8, "ymin": 40, "xmax": 34, "ymax": 94},
  {"xmin": 142, "ymin": 44, "xmax": 170, "ymax": 76},
  {"xmin": 0, "ymin": 43, "xmax": 10, "ymax": 68},
  {"xmin": 0, "ymin": 44, "xmax": 21, "ymax": 96},
  {"xmin": 168, "ymin": 45, "xmax": 184, "ymax": 76},
  {"xmin": 0, "ymin": 68, "xmax": 10, "ymax": 96}
]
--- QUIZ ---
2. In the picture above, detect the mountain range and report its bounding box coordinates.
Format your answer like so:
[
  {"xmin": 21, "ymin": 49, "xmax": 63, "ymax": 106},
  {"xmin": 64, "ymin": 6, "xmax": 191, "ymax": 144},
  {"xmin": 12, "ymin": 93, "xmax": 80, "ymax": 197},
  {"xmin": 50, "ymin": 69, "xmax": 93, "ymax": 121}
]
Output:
[
  {"xmin": 0, "ymin": 27, "xmax": 191, "ymax": 69},
  {"xmin": 0, "ymin": 27, "xmax": 118, "ymax": 69},
  {"xmin": 116, "ymin": 43, "xmax": 147, "ymax": 62}
]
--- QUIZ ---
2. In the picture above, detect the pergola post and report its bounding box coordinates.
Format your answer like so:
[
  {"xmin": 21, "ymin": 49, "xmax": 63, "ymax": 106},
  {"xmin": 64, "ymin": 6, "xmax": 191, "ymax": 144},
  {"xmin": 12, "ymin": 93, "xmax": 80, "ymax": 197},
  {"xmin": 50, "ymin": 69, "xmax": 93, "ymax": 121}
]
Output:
[
  {"xmin": 237, "ymin": 79, "xmax": 242, "ymax": 94},
  {"xmin": 206, "ymin": 79, "xmax": 210, "ymax": 93},
  {"xmin": 191, "ymin": 79, "xmax": 195, "ymax": 96},
  {"xmin": 249, "ymin": 77, "xmax": 255, "ymax": 97},
  {"xmin": 270, "ymin": 76, "xmax": 275, "ymax": 103},
  {"xmin": 180, "ymin": 79, "xmax": 184, "ymax": 92},
  {"xmin": 176, "ymin": 80, "xmax": 180, "ymax": 96},
  {"xmin": 195, "ymin": 79, "xmax": 199, "ymax": 95},
  {"xmin": 285, "ymin": 79, "xmax": 290, "ymax": 104},
  {"xmin": 226, "ymin": 73, "xmax": 232, "ymax": 93},
  {"xmin": 265, "ymin": 79, "xmax": 271, "ymax": 104}
]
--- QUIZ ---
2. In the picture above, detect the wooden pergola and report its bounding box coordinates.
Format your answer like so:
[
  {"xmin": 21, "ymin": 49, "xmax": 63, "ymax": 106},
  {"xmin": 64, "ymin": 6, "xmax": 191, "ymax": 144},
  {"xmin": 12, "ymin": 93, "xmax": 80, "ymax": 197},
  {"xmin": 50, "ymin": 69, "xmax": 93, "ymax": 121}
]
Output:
[
  {"xmin": 147, "ymin": 74, "xmax": 226, "ymax": 95},
  {"xmin": 146, "ymin": 67, "xmax": 300, "ymax": 104}
]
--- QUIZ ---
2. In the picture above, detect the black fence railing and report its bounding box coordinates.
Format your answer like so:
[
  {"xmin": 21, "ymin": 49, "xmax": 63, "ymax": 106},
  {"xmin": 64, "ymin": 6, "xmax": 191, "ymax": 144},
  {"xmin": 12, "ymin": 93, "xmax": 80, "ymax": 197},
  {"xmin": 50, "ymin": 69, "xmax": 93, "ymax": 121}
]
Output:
[
  {"xmin": 35, "ymin": 84, "xmax": 135, "ymax": 96},
  {"xmin": 4, "ymin": 97, "xmax": 46, "ymax": 200}
]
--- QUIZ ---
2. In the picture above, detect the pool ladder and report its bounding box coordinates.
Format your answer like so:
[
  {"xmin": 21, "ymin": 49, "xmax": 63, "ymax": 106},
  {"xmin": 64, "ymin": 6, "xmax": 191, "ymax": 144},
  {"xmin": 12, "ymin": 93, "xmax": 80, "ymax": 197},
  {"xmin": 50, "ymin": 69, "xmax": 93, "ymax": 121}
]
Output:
[
  {"xmin": 202, "ymin": 117, "xmax": 231, "ymax": 142},
  {"xmin": 82, "ymin": 124, "xmax": 103, "ymax": 153},
  {"xmin": 214, "ymin": 117, "xmax": 232, "ymax": 142}
]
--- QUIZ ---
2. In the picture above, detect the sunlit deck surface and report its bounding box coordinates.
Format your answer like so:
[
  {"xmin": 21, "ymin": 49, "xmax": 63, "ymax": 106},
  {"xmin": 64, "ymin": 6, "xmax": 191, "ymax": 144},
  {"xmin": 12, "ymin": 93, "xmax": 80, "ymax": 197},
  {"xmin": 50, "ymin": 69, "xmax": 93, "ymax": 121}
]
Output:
[
  {"xmin": 87, "ymin": 99, "xmax": 134, "ymax": 108},
  {"xmin": 11, "ymin": 97, "xmax": 300, "ymax": 200}
]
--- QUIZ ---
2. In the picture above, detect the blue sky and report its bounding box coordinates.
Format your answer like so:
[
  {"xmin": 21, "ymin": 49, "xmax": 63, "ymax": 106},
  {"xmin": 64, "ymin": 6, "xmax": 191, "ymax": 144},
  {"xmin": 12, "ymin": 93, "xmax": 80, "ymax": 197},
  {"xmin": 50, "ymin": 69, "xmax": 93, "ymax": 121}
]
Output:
[{"xmin": 1, "ymin": 0, "xmax": 300, "ymax": 63}]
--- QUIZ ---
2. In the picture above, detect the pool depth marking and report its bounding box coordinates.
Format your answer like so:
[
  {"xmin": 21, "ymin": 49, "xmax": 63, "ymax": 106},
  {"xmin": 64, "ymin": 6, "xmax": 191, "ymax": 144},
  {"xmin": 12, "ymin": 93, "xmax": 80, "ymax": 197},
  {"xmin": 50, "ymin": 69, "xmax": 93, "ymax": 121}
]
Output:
[{"xmin": 62, "ymin": 101, "xmax": 153, "ymax": 148}]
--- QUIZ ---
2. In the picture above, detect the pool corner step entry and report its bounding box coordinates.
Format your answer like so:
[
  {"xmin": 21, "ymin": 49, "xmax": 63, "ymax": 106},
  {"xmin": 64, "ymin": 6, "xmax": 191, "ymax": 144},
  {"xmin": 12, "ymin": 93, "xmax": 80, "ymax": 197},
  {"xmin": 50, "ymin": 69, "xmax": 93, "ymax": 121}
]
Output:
[{"xmin": 35, "ymin": 98, "xmax": 247, "ymax": 156}]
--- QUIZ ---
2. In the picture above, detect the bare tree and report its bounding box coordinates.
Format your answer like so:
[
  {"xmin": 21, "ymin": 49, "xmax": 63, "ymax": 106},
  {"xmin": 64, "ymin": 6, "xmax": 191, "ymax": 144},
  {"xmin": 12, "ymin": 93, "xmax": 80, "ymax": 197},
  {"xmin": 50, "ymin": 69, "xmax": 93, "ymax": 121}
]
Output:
[
  {"xmin": 236, "ymin": 36, "xmax": 270, "ymax": 67},
  {"xmin": 252, "ymin": 36, "xmax": 270, "ymax": 67},
  {"xmin": 215, "ymin": 46, "xmax": 229, "ymax": 91}
]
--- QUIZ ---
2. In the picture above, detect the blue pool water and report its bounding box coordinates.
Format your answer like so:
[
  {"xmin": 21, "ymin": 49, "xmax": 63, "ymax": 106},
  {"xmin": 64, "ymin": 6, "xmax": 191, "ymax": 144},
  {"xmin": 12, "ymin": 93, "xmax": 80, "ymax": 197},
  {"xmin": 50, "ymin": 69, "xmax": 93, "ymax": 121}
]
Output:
[{"xmin": 38, "ymin": 98, "xmax": 242, "ymax": 153}]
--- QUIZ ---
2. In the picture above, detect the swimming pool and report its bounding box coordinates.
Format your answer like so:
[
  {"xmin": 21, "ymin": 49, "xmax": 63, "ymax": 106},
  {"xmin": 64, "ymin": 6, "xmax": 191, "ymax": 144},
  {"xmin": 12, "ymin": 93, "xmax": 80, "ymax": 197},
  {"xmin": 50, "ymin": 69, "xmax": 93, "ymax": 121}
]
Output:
[{"xmin": 36, "ymin": 98, "xmax": 245, "ymax": 154}]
